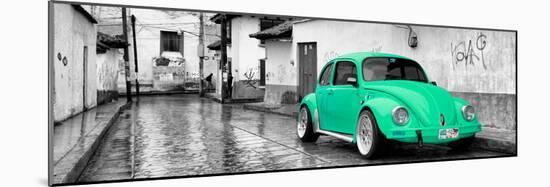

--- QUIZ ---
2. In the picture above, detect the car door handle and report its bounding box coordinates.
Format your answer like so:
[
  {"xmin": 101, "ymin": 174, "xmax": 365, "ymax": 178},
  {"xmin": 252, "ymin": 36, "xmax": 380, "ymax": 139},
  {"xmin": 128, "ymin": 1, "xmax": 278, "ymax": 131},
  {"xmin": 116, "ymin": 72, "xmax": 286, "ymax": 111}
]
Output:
[{"xmin": 327, "ymin": 89, "xmax": 334, "ymax": 95}]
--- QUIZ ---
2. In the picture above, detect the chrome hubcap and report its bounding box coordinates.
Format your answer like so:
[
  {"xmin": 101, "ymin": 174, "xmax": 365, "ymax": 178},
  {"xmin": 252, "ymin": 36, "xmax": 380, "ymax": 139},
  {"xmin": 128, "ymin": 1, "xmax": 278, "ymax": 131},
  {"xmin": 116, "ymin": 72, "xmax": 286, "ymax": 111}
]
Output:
[
  {"xmin": 357, "ymin": 114, "xmax": 373, "ymax": 155},
  {"xmin": 297, "ymin": 108, "xmax": 307, "ymax": 138}
]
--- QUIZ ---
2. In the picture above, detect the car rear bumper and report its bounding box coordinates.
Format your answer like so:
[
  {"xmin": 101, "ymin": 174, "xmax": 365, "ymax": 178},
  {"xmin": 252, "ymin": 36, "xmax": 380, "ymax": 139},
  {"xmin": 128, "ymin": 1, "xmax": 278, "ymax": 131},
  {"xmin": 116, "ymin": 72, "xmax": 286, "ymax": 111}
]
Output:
[{"xmin": 385, "ymin": 123, "xmax": 481, "ymax": 144}]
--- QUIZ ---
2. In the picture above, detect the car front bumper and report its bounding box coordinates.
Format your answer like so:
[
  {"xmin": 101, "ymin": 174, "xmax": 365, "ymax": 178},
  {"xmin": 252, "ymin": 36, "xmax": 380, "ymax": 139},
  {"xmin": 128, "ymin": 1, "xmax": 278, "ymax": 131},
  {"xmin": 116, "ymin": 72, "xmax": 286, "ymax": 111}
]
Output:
[{"xmin": 385, "ymin": 123, "xmax": 481, "ymax": 144}]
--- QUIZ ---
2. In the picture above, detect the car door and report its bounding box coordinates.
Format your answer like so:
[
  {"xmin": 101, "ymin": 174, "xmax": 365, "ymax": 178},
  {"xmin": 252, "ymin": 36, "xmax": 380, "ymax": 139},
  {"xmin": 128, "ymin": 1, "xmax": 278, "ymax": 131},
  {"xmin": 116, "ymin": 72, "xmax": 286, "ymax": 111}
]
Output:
[
  {"xmin": 316, "ymin": 62, "xmax": 334, "ymax": 131},
  {"xmin": 325, "ymin": 60, "xmax": 361, "ymax": 134}
]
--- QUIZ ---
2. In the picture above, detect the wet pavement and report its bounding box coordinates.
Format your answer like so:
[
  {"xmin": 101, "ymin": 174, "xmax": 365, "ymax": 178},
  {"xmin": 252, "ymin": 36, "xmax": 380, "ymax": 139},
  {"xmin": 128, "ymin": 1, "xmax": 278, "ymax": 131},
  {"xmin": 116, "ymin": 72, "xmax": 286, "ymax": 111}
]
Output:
[
  {"xmin": 78, "ymin": 94, "xmax": 512, "ymax": 183},
  {"xmin": 53, "ymin": 101, "xmax": 123, "ymax": 164}
]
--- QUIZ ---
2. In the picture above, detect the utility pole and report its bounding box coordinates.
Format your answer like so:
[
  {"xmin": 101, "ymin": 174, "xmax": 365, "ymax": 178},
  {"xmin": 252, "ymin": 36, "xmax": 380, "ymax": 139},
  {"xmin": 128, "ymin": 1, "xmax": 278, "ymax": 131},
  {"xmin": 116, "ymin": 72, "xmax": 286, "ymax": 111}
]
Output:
[
  {"xmin": 122, "ymin": 7, "xmax": 132, "ymax": 102},
  {"xmin": 198, "ymin": 13, "xmax": 205, "ymax": 97},
  {"xmin": 220, "ymin": 15, "xmax": 227, "ymax": 102},
  {"xmin": 131, "ymin": 15, "xmax": 140, "ymax": 97}
]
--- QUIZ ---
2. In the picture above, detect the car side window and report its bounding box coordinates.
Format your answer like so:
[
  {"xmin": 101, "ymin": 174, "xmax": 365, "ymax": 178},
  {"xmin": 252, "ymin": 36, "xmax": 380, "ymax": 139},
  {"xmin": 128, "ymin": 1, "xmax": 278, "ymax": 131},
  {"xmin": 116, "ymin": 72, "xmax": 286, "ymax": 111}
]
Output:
[
  {"xmin": 333, "ymin": 61, "xmax": 357, "ymax": 85},
  {"xmin": 319, "ymin": 63, "xmax": 333, "ymax": 86}
]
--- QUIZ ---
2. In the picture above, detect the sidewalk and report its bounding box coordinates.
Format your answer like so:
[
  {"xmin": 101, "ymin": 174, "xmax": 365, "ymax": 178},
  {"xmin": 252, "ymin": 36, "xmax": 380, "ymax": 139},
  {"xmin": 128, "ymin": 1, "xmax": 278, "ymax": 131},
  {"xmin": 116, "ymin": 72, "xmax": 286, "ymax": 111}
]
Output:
[
  {"xmin": 205, "ymin": 92, "xmax": 264, "ymax": 104},
  {"xmin": 473, "ymin": 127, "xmax": 517, "ymax": 154},
  {"xmin": 241, "ymin": 102, "xmax": 516, "ymax": 154},
  {"xmin": 243, "ymin": 102, "xmax": 298, "ymax": 118},
  {"xmin": 52, "ymin": 100, "xmax": 130, "ymax": 185}
]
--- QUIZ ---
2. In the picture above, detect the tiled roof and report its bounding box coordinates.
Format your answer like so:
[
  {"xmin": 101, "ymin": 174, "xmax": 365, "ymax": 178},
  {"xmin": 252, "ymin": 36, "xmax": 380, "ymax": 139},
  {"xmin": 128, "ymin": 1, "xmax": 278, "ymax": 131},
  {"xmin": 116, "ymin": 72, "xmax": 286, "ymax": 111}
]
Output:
[
  {"xmin": 96, "ymin": 32, "xmax": 128, "ymax": 53},
  {"xmin": 206, "ymin": 39, "xmax": 231, "ymax": 50},
  {"xmin": 97, "ymin": 32, "xmax": 127, "ymax": 48},
  {"xmin": 249, "ymin": 21, "xmax": 293, "ymax": 39}
]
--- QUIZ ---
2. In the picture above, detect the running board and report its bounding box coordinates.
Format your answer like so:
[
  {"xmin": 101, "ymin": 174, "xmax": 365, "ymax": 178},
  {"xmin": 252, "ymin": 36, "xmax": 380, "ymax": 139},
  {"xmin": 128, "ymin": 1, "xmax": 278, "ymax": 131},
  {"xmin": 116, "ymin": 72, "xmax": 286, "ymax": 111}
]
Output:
[{"xmin": 316, "ymin": 129, "xmax": 354, "ymax": 143}]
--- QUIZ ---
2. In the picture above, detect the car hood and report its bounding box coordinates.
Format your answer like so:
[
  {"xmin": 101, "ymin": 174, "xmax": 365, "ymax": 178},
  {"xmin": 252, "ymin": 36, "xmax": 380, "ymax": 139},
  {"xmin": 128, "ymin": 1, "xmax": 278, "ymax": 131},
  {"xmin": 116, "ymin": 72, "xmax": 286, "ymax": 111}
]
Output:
[{"xmin": 364, "ymin": 80, "xmax": 457, "ymax": 127}]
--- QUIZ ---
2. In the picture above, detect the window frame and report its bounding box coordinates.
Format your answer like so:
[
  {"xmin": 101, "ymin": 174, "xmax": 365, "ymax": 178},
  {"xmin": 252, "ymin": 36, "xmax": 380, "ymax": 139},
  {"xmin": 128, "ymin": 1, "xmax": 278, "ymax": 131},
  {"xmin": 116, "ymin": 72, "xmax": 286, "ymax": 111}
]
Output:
[
  {"xmin": 160, "ymin": 30, "xmax": 183, "ymax": 54},
  {"xmin": 318, "ymin": 62, "xmax": 334, "ymax": 86},
  {"xmin": 332, "ymin": 60, "xmax": 358, "ymax": 86}
]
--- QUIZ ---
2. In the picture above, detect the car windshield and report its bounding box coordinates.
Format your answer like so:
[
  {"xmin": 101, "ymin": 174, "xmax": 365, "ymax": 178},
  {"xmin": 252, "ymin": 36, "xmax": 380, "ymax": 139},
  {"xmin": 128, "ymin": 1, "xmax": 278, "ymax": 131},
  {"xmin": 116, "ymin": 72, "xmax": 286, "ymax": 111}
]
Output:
[{"xmin": 362, "ymin": 57, "xmax": 428, "ymax": 83}]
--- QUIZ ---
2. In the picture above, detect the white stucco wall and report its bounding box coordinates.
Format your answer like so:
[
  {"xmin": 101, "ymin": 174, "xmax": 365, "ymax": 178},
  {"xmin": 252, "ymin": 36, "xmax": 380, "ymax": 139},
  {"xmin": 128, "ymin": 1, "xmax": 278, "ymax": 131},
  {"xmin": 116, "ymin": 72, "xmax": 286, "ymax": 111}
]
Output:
[
  {"xmin": 265, "ymin": 40, "xmax": 294, "ymax": 85},
  {"xmin": 291, "ymin": 20, "xmax": 516, "ymax": 94},
  {"xmin": 230, "ymin": 16, "xmax": 265, "ymax": 81},
  {"xmin": 96, "ymin": 49, "xmax": 121, "ymax": 91},
  {"xmin": 53, "ymin": 4, "xmax": 98, "ymax": 122}
]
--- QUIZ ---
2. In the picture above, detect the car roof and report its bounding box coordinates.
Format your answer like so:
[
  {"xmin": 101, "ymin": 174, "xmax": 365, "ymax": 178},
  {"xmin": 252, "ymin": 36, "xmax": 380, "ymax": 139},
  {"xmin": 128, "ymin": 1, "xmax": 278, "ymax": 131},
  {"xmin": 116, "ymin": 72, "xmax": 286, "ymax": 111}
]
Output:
[{"xmin": 334, "ymin": 52, "xmax": 414, "ymax": 62}]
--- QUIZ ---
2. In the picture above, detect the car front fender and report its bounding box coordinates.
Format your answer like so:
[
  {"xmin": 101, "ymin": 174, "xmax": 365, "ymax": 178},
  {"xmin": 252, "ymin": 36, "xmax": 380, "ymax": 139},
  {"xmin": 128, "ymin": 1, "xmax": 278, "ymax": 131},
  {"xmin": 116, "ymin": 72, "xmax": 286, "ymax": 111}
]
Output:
[
  {"xmin": 299, "ymin": 93, "xmax": 317, "ymax": 122},
  {"xmin": 361, "ymin": 97, "xmax": 401, "ymax": 137},
  {"xmin": 453, "ymin": 97, "xmax": 481, "ymax": 125}
]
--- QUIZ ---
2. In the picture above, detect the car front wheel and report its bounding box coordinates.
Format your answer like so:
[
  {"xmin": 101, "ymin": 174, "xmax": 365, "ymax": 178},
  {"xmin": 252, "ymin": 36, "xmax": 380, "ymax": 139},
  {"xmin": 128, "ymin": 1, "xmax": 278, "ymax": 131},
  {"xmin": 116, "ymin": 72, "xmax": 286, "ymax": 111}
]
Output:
[
  {"xmin": 297, "ymin": 106, "xmax": 319, "ymax": 142},
  {"xmin": 356, "ymin": 110, "xmax": 384, "ymax": 158}
]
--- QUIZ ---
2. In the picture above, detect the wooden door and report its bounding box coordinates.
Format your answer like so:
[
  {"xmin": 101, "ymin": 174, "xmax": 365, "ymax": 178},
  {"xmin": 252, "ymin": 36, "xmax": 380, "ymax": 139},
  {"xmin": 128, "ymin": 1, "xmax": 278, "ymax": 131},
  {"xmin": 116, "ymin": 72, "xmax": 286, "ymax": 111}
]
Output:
[
  {"xmin": 298, "ymin": 42, "xmax": 317, "ymax": 101},
  {"xmin": 259, "ymin": 59, "xmax": 266, "ymax": 86}
]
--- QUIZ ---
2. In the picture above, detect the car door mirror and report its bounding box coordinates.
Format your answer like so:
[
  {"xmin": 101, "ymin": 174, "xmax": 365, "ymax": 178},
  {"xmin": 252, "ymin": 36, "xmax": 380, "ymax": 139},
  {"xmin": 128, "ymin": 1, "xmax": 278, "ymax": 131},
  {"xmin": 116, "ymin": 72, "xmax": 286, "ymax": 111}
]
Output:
[
  {"xmin": 431, "ymin": 81, "xmax": 437, "ymax": 86},
  {"xmin": 347, "ymin": 77, "xmax": 358, "ymax": 86}
]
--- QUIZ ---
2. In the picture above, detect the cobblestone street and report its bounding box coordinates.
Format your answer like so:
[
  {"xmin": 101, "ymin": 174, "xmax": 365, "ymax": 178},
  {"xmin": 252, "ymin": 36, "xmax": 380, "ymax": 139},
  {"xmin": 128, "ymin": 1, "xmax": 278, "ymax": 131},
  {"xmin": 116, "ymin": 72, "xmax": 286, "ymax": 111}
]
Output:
[{"xmin": 78, "ymin": 94, "xmax": 511, "ymax": 182}]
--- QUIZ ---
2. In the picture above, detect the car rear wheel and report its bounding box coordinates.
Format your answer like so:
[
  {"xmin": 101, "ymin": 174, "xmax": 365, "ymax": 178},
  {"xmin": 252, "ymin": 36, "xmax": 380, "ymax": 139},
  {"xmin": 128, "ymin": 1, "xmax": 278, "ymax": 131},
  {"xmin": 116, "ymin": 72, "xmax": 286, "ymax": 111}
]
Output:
[
  {"xmin": 356, "ymin": 110, "xmax": 384, "ymax": 159},
  {"xmin": 297, "ymin": 106, "xmax": 319, "ymax": 142}
]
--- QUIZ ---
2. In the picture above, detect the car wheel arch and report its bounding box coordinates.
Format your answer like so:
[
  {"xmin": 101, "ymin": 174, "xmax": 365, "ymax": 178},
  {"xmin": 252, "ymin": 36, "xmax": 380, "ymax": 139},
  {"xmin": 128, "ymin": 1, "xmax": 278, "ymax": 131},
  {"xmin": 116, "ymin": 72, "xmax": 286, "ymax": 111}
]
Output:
[
  {"xmin": 354, "ymin": 106, "xmax": 376, "ymax": 142},
  {"xmin": 299, "ymin": 94, "xmax": 318, "ymax": 126}
]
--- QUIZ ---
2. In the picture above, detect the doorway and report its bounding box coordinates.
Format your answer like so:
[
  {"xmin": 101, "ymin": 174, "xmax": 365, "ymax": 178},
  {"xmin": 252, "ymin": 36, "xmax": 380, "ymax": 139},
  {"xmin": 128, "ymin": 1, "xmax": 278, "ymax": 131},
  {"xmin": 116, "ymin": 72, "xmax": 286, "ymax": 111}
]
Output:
[
  {"xmin": 83, "ymin": 46, "xmax": 88, "ymax": 110},
  {"xmin": 297, "ymin": 42, "xmax": 317, "ymax": 101}
]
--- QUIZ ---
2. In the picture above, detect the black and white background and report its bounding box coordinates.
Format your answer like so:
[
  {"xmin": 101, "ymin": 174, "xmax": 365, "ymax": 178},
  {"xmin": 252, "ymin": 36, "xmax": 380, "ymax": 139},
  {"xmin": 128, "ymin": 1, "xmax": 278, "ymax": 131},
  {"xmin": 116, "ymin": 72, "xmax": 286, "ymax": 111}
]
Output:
[{"xmin": 0, "ymin": 0, "xmax": 548, "ymax": 186}]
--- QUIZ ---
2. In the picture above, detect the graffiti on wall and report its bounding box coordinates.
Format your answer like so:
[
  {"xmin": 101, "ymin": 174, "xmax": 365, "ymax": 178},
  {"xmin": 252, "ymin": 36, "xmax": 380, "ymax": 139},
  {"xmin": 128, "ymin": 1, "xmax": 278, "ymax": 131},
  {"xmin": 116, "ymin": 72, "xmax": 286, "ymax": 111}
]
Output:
[
  {"xmin": 324, "ymin": 51, "xmax": 340, "ymax": 62},
  {"xmin": 242, "ymin": 67, "xmax": 260, "ymax": 89},
  {"xmin": 369, "ymin": 46, "xmax": 383, "ymax": 53},
  {"xmin": 451, "ymin": 32, "xmax": 488, "ymax": 70},
  {"xmin": 323, "ymin": 47, "xmax": 382, "ymax": 62}
]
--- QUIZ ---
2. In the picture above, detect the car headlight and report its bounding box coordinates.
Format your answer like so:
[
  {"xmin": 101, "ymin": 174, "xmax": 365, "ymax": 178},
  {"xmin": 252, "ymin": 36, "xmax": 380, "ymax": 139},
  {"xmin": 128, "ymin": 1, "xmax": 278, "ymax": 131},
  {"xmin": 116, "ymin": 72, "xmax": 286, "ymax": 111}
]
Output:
[
  {"xmin": 462, "ymin": 105, "xmax": 475, "ymax": 121},
  {"xmin": 392, "ymin": 106, "xmax": 409, "ymax": 125}
]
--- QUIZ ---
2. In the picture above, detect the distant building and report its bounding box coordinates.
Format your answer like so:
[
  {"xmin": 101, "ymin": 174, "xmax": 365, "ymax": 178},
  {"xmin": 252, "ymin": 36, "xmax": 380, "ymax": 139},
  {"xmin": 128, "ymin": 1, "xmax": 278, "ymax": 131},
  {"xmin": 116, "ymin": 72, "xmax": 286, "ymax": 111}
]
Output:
[
  {"xmin": 209, "ymin": 14, "xmax": 292, "ymax": 101},
  {"xmin": 249, "ymin": 21, "xmax": 296, "ymax": 105},
  {"xmin": 96, "ymin": 32, "xmax": 126, "ymax": 105},
  {"xmin": 87, "ymin": 6, "xmax": 214, "ymax": 92},
  {"xmin": 52, "ymin": 4, "xmax": 98, "ymax": 122}
]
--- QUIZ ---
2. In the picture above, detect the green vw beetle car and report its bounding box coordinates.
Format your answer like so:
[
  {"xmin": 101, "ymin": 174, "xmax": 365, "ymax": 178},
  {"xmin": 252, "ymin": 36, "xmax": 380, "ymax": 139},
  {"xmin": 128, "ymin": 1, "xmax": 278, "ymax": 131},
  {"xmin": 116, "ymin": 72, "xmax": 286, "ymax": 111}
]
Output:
[{"xmin": 297, "ymin": 52, "xmax": 481, "ymax": 158}]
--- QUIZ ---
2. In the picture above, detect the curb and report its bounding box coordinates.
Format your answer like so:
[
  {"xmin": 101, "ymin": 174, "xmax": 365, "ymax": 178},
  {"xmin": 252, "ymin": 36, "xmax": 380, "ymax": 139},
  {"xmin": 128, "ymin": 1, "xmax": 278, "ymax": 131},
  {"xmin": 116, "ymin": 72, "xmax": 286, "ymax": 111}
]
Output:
[
  {"xmin": 473, "ymin": 136, "xmax": 517, "ymax": 154},
  {"xmin": 118, "ymin": 90, "xmax": 199, "ymax": 96},
  {"xmin": 203, "ymin": 94, "xmax": 264, "ymax": 104},
  {"xmin": 242, "ymin": 104, "xmax": 297, "ymax": 118},
  {"xmin": 53, "ymin": 102, "xmax": 131, "ymax": 185}
]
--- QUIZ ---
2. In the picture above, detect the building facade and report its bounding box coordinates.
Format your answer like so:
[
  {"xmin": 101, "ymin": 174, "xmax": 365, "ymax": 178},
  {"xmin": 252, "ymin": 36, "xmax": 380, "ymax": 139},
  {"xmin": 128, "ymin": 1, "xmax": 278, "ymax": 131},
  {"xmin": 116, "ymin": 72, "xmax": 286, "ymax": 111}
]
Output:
[
  {"xmin": 88, "ymin": 6, "xmax": 216, "ymax": 93},
  {"xmin": 96, "ymin": 32, "xmax": 125, "ymax": 104},
  {"xmin": 52, "ymin": 4, "xmax": 98, "ymax": 122},
  {"xmin": 289, "ymin": 20, "xmax": 516, "ymax": 131},
  {"xmin": 249, "ymin": 21, "xmax": 295, "ymax": 105},
  {"xmin": 210, "ymin": 14, "xmax": 294, "ymax": 101}
]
